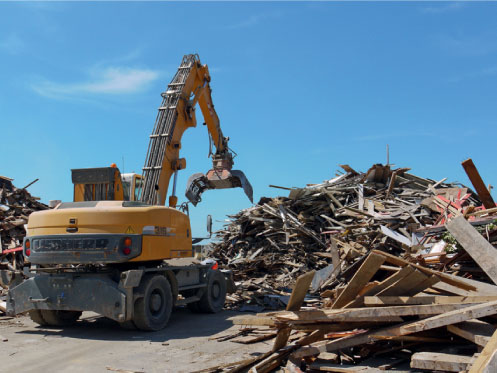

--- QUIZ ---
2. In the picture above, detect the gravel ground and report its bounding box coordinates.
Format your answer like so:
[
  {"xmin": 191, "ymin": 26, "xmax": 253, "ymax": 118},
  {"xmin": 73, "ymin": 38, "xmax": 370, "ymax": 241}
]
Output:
[{"xmin": 0, "ymin": 309, "xmax": 268, "ymax": 373}]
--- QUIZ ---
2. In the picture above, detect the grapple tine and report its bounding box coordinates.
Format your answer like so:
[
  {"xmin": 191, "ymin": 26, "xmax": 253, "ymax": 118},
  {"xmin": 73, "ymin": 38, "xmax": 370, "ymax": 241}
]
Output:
[
  {"xmin": 229, "ymin": 170, "xmax": 253, "ymax": 203},
  {"xmin": 185, "ymin": 173, "xmax": 209, "ymax": 206}
]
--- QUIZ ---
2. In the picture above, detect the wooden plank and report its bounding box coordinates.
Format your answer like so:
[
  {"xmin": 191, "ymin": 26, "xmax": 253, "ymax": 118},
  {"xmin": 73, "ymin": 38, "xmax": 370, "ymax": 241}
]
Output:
[
  {"xmin": 345, "ymin": 265, "xmax": 415, "ymax": 308},
  {"xmin": 432, "ymin": 281, "xmax": 475, "ymax": 296},
  {"xmin": 404, "ymin": 274, "xmax": 440, "ymax": 296},
  {"xmin": 441, "ymin": 272, "xmax": 497, "ymax": 295},
  {"xmin": 373, "ymin": 335, "xmax": 451, "ymax": 343},
  {"xmin": 191, "ymin": 358, "xmax": 257, "ymax": 373},
  {"xmin": 376, "ymin": 269, "xmax": 428, "ymax": 297},
  {"xmin": 307, "ymin": 362, "xmax": 386, "ymax": 372},
  {"xmin": 291, "ymin": 321, "xmax": 403, "ymax": 332},
  {"xmin": 331, "ymin": 253, "xmax": 385, "ymax": 309},
  {"xmin": 273, "ymin": 270, "xmax": 315, "ymax": 352},
  {"xmin": 462, "ymin": 158, "xmax": 495, "ymax": 209},
  {"xmin": 294, "ymin": 300, "xmax": 497, "ymax": 358},
  {"xmin": 296, "ymin": 329, "xmax": 327, "ymax": 347},
  {"xmin": 228, "ymin": 351, "xmax": 273, "ymax": 373},
  {"xmin": 371, "ymin": 250, "xmax": 476, "ymax": 291},
  {"xmin": 285, "ymin": 356, "xmax": 304, "ymax": 373},
  {"xmin": 469, "ymin": 328, "xmax": 497, "ymax": 373},
  {"xmin": 357, "ymin": 184, "xmax": 364, "ymax": 211},
  {"xmin": 287, "ymin": 271, "xmax": 316, "ymax": 311},
  {"xmin": 411, "ymin": 352, "xmax": 475, "ymax": 372},
  {"xmin": 274, "ymin": 303, "xmax": 473, "ymax": 323},
  {"xmin": 232, "ymin": 316, "xmax": 277, "ymax": 327},
  {"xmin": 468, "ymin": 206, "xmax": 497, "ymax": 218},
  {"xmin": 446, "ymin": 215, "xmax": 497, "ymax": 285},
  {"xmin": 232, "ymin": 332, "xmax": 277, "ymax": 344},
  {"xmin": 364, "ymin": 295, "xmax": 497, "ymax": 306},
  {"xmin": 385, "ymin": 171, "xmax": 397, "ymax": 199},
  {"xmin": 250, "ymin": 347, "xmax": 293, "ymax": 373},
  {"xmin": 379, "ymin": 300, "xmax": 497, "ymax": 337},
  {"xmin": 447, "ymin": 320, "xmax": 495, "ymax": 347},
  {"xmin": 272, "ymin": 327, "xmax": 292, "ymax": 352}
]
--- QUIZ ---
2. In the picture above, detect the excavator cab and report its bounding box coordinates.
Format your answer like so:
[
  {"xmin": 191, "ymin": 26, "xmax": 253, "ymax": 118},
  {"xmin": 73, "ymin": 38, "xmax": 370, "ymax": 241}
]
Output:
[
  {"xmin": 121, "ymin": 173, "xmax": 144, "ymax": 202},
  {"xmin": 72, "ymin": 167, "xmax": 143, "ymax": 202}
]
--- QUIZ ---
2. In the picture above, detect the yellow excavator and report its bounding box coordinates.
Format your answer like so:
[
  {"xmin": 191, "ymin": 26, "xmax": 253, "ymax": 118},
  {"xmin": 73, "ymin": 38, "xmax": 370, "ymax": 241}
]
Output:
[{"xmin": 6, "ymin": 54, "xmax": 252, "ymax": 331}]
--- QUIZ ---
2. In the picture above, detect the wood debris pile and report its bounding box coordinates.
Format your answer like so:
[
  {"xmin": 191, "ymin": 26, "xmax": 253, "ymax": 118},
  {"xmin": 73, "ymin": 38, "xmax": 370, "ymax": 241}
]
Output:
[
  {"xmin": 211, "ymin": 162, "xmax": 494, "ymax": 310},
  {"xmin": 209, "ymin": 246, "xmax": 497, "ymax": 372},
  {"xmin": 0, "ymin": 176, "xmax": 47, "ymax": 270},
  {"xmin": 201, "ymin": 158, "xmax": 497, "ymax": 372}
]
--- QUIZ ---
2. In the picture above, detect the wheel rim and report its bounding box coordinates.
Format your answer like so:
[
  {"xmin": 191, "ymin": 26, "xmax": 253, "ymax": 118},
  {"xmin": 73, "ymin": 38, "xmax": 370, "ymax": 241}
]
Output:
[
  {"xmin": 212, "ymin": 281, "xmax": 221, "ymax": 300},
  {"xmin": 149, "ymin": 289, "xmax": 164, "ymax": 317}
]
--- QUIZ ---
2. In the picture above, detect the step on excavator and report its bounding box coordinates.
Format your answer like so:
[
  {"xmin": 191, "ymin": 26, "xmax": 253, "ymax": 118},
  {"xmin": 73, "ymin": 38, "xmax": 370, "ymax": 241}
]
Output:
[{"xmin": 5, "ymin": 54, "xmax": 253, "ymax": 331}]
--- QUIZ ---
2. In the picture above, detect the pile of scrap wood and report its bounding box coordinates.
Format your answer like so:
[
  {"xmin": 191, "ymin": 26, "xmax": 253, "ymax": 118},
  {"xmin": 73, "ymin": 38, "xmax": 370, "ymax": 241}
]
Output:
[
  {"xmin": 208, "ymin": 242, "xmax": 497, "ymax": 372},
  {"xmin": 0, "ymin": 176, "xmax": 47, "ymax": 270},
  {"xmin": 211, "ymin": 159, "xmax": 496, "ymax": 310}
]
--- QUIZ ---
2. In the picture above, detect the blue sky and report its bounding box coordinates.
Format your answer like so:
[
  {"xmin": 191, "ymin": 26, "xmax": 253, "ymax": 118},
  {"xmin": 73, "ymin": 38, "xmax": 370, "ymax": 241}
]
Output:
[{"xmin": 1, "ymin": 2, "xmax": 496, "ymax": 235}]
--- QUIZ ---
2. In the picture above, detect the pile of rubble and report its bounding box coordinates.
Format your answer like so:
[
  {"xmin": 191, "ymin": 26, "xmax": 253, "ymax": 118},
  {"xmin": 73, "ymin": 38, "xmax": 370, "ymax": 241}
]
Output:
[
  {"xmin": 220, "ymin": 247, "xmax": 497, "ymax": 372},
  {"xmin": 211, "ymin": 161, "xmax": 494, "ymax": 310},
  {"xmin": 200, "ymin": 158, "xmax": 497, "ymax": 372},
  {"xmin": 0, "ymin": 176, "xmax": 47, "ymax": 270}
]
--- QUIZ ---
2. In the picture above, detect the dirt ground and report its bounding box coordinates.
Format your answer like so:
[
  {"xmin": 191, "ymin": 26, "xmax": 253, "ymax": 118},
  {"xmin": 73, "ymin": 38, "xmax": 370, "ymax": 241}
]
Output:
[{"xmin": 0, "ymin": 309, "xmax": 268, "ymax": 373}]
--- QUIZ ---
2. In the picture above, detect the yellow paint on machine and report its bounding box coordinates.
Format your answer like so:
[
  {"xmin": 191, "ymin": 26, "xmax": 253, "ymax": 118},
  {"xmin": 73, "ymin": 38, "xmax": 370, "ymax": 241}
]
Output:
[{"xmin": 26, "ymin": 201, "xmax": 192, "ymax": 262}]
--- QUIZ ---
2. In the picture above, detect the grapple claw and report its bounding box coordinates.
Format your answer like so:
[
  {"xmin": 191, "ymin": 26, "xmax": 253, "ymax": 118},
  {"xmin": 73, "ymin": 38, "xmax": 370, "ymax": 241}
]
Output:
[{"xmin": 185, "ymin": 168, "xmax": 253, "ymax": 206}]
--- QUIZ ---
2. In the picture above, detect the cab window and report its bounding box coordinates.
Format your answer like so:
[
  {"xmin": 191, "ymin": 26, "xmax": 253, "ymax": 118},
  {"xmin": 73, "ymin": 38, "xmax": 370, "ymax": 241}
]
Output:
[
  {"xmin": 122, "ymin": 180, "xmax": 131, "ymax": 201},
  {"xmin": 134, "ymin": 177, "xmax": 143, "ymax": 201}
]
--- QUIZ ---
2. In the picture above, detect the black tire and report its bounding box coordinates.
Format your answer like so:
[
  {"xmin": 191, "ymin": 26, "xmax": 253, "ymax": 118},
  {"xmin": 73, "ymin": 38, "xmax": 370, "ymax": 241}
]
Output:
[
  {"xmin": 133, "ymin": 275, "xmax": 173, "ymax": 331},
  {"xmin": 197, "ymin": 270, "xmax": 227, "ymax": 313},
  {"xmin": 39, "ymin": 310, "xmax": 82, "ymax": 326},
  {"xmin": 28, "ymin": 310, "xmax": 48, "ymax": 326}
]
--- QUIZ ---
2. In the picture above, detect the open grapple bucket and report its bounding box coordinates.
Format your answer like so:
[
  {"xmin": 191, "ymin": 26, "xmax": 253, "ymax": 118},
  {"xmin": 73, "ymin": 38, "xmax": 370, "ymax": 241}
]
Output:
[{"xmin": 185, "ymin": 155, "xmax": 253, "ymax": 206}]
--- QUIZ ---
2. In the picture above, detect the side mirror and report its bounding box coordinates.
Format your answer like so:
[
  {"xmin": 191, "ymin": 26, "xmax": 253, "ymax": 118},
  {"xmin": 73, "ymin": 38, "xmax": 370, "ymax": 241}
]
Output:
[{"xmin": 207, "ymin": 215, "xmax": 213, "ymax": 237}]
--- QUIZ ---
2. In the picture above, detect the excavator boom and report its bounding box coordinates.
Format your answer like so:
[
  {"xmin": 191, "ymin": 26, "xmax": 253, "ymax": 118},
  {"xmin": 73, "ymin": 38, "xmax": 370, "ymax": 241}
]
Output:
[{"xmin": 140, "ymin": 54, "xmax": 253, "ymax": 207}]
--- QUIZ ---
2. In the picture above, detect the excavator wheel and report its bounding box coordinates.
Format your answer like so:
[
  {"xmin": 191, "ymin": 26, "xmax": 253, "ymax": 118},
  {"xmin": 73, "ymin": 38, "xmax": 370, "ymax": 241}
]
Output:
[
  {"xmin": 28, "ymin": 310, "xmax": 48, "ymax": 326},
  {"xmin": 39, "ymin": 310, "xmax": 82, "ymax": 326},
  {"xmin": 192, "ymin": 270, "xmax": 227, "ymax": 314},
  {"xmin": 133, "ymin": 275, "xmax": 173, "ymax": 331}
]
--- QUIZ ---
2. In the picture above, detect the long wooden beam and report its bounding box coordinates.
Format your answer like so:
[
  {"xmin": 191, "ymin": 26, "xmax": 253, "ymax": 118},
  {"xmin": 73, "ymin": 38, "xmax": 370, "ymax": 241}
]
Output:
[
  {"xmin": 461, "ymin": 158, "xmax": 495, "ymax": 209},
  {"xmin": 364, "ymin": 295, "xmax": 497, "ymax": 306},
  {"xmin": 446, "ymin": 216, "xmax": 497, "ymax": 285},
  {"xmin": 293, "ymin": 300, "xmax": 497, "ymax": 358},
  {"xmin": 372, "ymin": 250, "xmax": 476, "ymax": 291}
]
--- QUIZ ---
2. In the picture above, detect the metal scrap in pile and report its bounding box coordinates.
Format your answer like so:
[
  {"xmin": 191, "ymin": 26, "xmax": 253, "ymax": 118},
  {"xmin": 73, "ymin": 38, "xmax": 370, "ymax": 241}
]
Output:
[
  {"xmin": 211, "ymin": 163, "xmax": 490, "ymax": 310},
  {"xmin": 0, "ymin": 176, "xmax": 47, "ymax": 270}
]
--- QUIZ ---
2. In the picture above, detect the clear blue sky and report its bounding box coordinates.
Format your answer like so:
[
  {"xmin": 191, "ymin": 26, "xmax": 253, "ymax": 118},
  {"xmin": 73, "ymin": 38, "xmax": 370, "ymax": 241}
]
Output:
[{"xmin": 1, "ymin": 2, "xmax": 496, "ymax": 236}]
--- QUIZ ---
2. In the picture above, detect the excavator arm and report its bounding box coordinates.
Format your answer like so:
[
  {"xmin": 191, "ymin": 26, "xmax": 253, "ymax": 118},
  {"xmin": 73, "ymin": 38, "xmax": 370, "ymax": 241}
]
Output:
[{"xmin": 140, "ymin": 54, "xmax": 253, "ymax": 207}]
